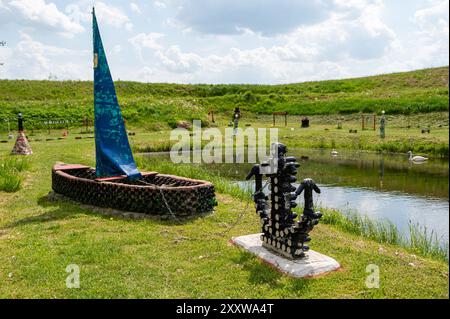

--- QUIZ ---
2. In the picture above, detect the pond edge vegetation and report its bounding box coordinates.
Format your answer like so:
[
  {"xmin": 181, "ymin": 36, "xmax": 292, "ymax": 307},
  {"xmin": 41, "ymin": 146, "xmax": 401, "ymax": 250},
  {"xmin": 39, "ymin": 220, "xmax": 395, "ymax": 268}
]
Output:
[
  {"xmin": 133, "ymin": 135, "xmax": 449, "ymax": 159},
  {"xmin": 0, "ymin": 156, "xmax": 30, "ymax": 192},
  {"xmin": 137, "ymin": 155, "xmax": 449, "ymax": 262}
]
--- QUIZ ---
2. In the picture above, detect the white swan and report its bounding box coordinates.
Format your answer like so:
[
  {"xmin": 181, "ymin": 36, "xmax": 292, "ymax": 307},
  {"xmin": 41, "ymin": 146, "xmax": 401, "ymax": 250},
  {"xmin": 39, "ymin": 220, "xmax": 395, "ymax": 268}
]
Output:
[
  {"xmin": 331, "ymin": 149, "xmax": 339, "ymax": 157},
  {"xmin": 408, "ymin": 151, "xmax": 428, "ymax": 162}
]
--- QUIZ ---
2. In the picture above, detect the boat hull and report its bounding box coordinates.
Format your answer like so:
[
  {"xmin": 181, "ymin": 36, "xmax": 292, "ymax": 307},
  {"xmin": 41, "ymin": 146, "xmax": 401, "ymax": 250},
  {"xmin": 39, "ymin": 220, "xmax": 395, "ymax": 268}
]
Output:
[{"xmin": 52, "ymin": 163, "xmax": 216, "ymax": 217}]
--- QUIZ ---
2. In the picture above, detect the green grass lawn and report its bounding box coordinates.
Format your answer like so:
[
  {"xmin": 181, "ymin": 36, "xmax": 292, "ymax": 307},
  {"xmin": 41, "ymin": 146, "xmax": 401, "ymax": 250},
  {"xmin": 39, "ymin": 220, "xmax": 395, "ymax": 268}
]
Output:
[
  {"xmin": 0, "ymin": 66, "xmax": 448, "ymax": 132},
  {"xmin": 0, "ymin": 135, "xmax": 448, "ymax": 298},
  {"xmin": 130, "ymin": 112, "xmax": 449, "ymax": 157}
]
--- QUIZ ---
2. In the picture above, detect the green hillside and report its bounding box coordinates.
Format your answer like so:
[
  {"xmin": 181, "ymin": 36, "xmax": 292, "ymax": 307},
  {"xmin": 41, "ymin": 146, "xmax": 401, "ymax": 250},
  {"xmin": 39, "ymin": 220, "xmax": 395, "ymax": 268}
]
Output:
[{"xmin": 0, "ymin": 66, "xmax": 448, "ymax": 130}]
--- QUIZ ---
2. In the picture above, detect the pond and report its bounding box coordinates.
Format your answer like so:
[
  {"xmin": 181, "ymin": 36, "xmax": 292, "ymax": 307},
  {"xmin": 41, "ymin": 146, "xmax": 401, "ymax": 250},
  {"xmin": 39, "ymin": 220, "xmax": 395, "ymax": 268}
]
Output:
[{"xmin": 143, "ymin": 149, "xmax": 449, "ymax": 245}]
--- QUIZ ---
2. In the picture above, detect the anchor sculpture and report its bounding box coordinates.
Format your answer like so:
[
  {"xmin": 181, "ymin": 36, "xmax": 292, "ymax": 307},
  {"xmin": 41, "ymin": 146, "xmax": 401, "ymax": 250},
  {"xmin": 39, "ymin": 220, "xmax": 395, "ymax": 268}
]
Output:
[{"xmin": 246, "ymin": 142, "xmax": 322, "ymax": 258}]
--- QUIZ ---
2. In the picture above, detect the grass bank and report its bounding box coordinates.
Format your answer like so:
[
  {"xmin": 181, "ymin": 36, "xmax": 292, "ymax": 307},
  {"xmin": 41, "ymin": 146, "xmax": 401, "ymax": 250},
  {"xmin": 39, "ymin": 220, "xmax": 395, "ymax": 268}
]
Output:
[
  {"xmin": 0, "ymin": 136, "xmax": 448, "ymax": 298},
  {"xmin": 0, "ymin": 67, "xmax": 448, "ymax": 131},
  {"xmin": 129, "ymin": 112, "xmax": 449, "ymax": 157},
  {"xmin": 138, "ymin": 156, "xmax": 449, "ymax": 262},
  {"xmin": 320, "ymin": 209, "xmax": 448, "ymax": 262}
]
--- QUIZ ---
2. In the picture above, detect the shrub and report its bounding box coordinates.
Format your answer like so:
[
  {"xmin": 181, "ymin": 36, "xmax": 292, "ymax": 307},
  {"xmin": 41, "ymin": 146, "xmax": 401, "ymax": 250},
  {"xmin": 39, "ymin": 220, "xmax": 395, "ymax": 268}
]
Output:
[
  {"xmin": 241, "ymin": 91, "xmax": 257, "ymax": 104},
  {"xmin": 0, "ymin": 157, "xmax": 29, "ymax": 192}
]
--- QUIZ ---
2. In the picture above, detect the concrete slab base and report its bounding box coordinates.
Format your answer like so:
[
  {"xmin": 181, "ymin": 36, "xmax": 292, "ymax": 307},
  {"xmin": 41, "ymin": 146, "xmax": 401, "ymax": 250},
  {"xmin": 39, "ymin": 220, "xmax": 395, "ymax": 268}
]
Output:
[{"xmin": 231, "ymin": 233, "xmax": 340, "ymax": 278}]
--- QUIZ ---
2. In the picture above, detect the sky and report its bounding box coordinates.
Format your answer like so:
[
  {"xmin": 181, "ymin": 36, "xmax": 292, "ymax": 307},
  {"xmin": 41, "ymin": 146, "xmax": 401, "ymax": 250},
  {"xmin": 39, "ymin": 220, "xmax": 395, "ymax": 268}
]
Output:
[{"xmin": 0, "ymin": 0, "xmax": 448, "ymax": 84}]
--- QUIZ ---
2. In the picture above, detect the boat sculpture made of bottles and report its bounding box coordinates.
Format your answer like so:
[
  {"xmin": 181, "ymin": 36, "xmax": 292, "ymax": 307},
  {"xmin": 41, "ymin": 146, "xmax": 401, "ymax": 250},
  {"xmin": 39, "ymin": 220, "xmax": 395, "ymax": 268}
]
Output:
[{"xmin": 51, "ymin": 8, "xmax": 216, "ymax": 217}]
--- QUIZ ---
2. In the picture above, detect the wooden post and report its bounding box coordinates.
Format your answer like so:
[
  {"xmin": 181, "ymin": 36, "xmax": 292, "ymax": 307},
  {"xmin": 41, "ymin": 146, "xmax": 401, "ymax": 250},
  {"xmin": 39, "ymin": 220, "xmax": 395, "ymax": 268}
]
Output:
[
  {"xmin": 272, "ymin": 112, "xmax": 288, "ymax": 127},
  {"xmin": 373, "ymin": 114, "xmax": 376, "ymax": 131},
  {"xmin": 361, "ymin": 114, "xmax": 365, "ymax": 130}
]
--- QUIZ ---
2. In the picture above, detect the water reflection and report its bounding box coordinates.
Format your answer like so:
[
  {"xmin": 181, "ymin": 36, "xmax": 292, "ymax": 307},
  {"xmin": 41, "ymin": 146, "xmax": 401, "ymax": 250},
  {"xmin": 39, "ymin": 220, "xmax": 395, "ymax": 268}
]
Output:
[
  {"xmin": 379, "ymin": 158, "xmax": 384, "ymax": 188},
  {"xmin": 143, "ymin": 149, "xmax": 449, "ymax": 244}
]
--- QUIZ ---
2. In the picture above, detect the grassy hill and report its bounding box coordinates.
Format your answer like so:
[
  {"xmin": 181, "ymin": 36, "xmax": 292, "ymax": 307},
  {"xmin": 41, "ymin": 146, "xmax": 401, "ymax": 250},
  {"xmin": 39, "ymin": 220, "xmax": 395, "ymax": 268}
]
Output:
[{"xmin": 0, "ymin": 66, "xmax": 448, "ymax": 130}]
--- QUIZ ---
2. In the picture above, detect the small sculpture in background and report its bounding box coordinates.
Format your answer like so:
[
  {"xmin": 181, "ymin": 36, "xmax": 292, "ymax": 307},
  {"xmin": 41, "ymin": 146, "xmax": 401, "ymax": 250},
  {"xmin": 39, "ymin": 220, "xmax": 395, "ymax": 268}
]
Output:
[
  {"xmin": 208, "ymin": 110, "xmax": 215, "ymax": 123},
  {"xmin": 246, "ymin": 142, "xmax": 322, "ymax": 259},
  {"xmin": 233, "ymin": 107, "xmax": 241, "ymax": 135},
  {"xmin": 337, "ymin": 116, "xmax": 343, "ymax": 129},
  {"xmin": 380, "ymin": 110, "xmax": 386, "ymax": 139},
  {"xmin": 11, "ymin": 113, "xmax": 32, "ymax": 155},
  {"xmin": 301, "ymin": 116, "xmax": 310, "ymax": 128},
  {"xmin": 18, "ymin": 112, "xmax": 24, "ymax": 131}
]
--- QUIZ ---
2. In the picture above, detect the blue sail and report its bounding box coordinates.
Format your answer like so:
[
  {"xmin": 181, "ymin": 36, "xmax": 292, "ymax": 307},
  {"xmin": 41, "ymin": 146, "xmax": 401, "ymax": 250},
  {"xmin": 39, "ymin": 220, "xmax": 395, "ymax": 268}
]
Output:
[{"xmin": 92, "ymin": 8, "xmax": 141, "ymax": 179}]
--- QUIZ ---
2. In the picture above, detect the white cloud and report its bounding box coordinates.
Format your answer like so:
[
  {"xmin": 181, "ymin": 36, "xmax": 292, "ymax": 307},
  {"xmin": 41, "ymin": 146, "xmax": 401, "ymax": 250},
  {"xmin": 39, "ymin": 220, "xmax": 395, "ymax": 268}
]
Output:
[
  {"xmin": 1, "ymin": 0, "xmax": 448, "ymax": 83},
  {"xmin": 1, "ymin": 0, "xmax": 84, "ymax": 37},
  {"xmin": 136, "ymin": 66, "xmax": 154, "ymax": 81},
  {"xmin": 136, "ymin": 0, "xmax": 441, "ymax": 83},
  {"xmin": 414, "ymin": 0, "xmax": 449, "ymax": 25},
  {"xmin": 148, "ymin": 0, "xmax": 398, "ymax": 82},
  {"xmin": 155, "ymin": 45, "xmax": 202, "ymax": 73},
  {"xmin": 65, "ymin": 3, "xmax": 90, "ymax": 26},
  {"xmin": 175, "ymin": 0, "xmax": 333, "ymax": 35},
  {"xmin": 64, "ymin": 2, "xmax": 134, "ymax": 31},
  {"xmin": 369, "ymin": 0, "xmax": 448, "ymax": 74},
  {"xmin": 406, "ymin": 0, "xmax": 449, "ymax": 68},
  {"xmin": 95, "ymin": 2, "xmax": 133, "ymax": 31},
  {"xmin": 278, "ymin": 1, "xmax": 396, "ymax": 61},
  {"xmin": 154, "ymin": 1, "xmax": 168, "ymax": 9},
  {"xmin": 145, "ymin": 43, "xmax": 351, "ymax": 83},
  {"xmin": 153, "ymin": 0, "xmax": 396, "ymax": 78},
  {"xmin": 129, "ymin": 32, "xmax": 165, "ymax": 53},
  {"xmin": 130, "ymin": 2, "xmax": 142, "ymax": 14},
  {"xmin": 113, "ymin": 44, "xmax": 122, "ymax": 54},
  {"xmin": 0, "ymin": 32, "xmax": 89, "ymax": 80},
  {"xmin": 413, "ymin": 0, "xmax": 449, "ymax": 38}
]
